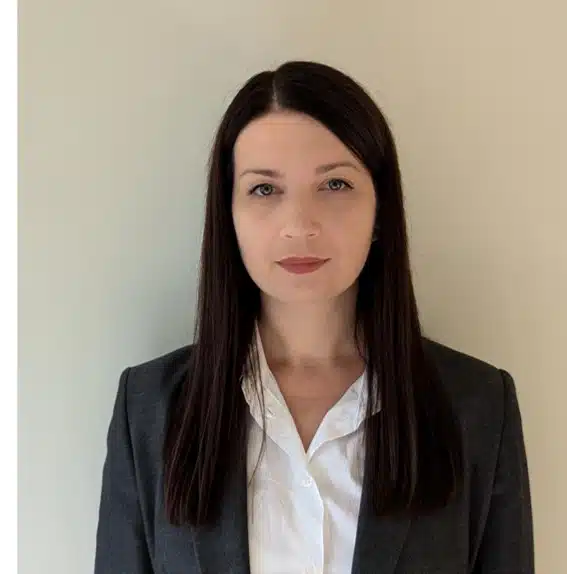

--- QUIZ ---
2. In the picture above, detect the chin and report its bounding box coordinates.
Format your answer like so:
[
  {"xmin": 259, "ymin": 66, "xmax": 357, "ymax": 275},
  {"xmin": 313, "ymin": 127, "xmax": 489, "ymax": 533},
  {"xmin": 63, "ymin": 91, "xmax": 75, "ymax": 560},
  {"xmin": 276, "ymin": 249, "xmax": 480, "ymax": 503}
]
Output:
[
  {"xmin": 253, "ymin": 267, "xmax": 360, "ymax": 305},
  {"xmin": 262, "ymin": 284, "xmax": 348, "ymax": 305}
]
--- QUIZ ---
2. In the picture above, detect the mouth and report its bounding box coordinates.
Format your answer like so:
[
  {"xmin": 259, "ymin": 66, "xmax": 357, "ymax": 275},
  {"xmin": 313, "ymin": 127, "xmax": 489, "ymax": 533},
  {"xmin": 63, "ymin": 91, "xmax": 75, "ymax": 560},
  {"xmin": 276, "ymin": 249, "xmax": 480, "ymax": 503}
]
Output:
[{"xmin": 276, "ymin": 257, "xmax": 330, "ymax": 275}]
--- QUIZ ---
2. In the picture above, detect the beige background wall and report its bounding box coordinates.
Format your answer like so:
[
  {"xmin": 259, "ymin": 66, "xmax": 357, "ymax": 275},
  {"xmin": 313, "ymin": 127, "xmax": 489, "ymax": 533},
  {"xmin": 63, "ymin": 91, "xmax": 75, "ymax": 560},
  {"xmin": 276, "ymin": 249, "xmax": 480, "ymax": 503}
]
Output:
[{"xmin": 19, "ymin": 0, "xmax": 566, "ymax": 572}]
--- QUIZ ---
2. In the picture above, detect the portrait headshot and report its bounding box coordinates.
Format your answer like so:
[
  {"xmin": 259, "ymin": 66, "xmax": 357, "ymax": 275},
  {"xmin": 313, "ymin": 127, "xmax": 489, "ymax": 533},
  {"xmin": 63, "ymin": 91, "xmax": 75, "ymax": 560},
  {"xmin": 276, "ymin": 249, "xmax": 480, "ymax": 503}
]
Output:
[{"xmin": 17, "ymin": 2, "xmax": 567, "ymax": 573}]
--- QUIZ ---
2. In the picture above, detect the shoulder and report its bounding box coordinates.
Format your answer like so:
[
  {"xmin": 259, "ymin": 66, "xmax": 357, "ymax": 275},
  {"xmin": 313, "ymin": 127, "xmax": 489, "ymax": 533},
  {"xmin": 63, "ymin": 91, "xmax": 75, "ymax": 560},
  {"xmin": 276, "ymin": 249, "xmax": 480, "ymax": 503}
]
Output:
[
  {"xmin": 123, "ymin": 345, "xmax": 194, "ymax": 400},
  {"xmin": 423, "ymin": 337, "xmax": 505, "ymax": 394},
  {"xmin": 118, "ymin": 345, "xmax": 195, "ymax": 440},
  {"xmin": 422, "ymin": 336, "xmax": 518, "ymax": 458},
  {"xmin": 423, "ymin": 336, "xmax": 510, "ymax": 405}
]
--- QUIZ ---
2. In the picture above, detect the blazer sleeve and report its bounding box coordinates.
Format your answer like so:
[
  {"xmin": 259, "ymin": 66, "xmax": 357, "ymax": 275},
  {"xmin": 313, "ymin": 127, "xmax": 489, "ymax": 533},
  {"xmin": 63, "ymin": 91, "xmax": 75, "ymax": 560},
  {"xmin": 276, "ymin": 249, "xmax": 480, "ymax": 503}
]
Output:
[
  {"xmin": 94, "ymin": 368, "xmax": 153, "ymax": 573},
  {"xmin": 473, "ymin": 369, "xmax": 535, "ymax": 573}
]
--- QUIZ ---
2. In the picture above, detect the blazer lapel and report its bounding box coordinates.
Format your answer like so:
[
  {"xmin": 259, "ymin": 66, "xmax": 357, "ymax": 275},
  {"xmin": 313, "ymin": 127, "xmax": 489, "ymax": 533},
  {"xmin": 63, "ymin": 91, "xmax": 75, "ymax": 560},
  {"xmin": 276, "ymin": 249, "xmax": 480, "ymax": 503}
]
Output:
[
  {"xmin": 351, "ymin": 470, "xmax": 412, "ymax": 574},
  {"xmin": 167, "ymin": 433, "xmax": 409, "ymax": 574},
  {"xmin": 192, "ymin": 456, "xmax": 251, "ymax": 574}
]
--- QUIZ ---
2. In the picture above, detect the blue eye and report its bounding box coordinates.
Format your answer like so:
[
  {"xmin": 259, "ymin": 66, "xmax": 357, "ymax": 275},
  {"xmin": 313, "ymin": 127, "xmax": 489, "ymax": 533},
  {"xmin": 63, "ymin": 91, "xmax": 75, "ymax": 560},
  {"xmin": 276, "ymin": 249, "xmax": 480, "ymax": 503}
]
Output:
[
  {"xmin": 250, "ymin": 183, "xmax": 275, "ymax": 197},
  {"xmin": 326, "ymin": 178, "xmax": 352, "ymax": 191}
]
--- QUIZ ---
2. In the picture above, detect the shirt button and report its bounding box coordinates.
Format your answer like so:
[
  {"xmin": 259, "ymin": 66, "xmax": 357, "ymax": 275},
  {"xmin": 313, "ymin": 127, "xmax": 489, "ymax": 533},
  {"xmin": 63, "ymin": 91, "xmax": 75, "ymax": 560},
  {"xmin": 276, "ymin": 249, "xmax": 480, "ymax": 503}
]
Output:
[{"xmin": 300, "ymin": 476, "xmax": 314, "ymax": 487}]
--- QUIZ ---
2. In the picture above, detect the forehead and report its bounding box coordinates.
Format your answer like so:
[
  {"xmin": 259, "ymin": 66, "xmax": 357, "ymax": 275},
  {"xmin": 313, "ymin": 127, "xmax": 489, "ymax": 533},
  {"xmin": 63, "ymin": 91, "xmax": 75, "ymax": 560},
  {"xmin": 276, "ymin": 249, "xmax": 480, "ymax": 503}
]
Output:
[{"xmin": 233, "ymin": 111, "xmax": 361, "ymax": 168}]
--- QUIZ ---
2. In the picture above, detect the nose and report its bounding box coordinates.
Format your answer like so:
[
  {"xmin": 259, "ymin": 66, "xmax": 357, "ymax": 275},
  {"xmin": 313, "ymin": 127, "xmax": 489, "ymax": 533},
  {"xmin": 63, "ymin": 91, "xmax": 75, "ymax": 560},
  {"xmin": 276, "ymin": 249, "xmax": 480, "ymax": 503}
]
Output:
[{"xmin": 280, "ymin": 198, "xmax": 321, "ymax": 239}]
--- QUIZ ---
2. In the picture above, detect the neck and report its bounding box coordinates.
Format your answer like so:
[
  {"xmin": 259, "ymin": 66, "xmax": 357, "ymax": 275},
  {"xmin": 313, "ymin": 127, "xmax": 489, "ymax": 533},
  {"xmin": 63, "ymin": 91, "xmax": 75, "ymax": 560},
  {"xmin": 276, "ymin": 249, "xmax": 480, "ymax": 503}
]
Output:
[{"xmin": 258, "ymin": 286, "xmax": 361, "ymax": 369}]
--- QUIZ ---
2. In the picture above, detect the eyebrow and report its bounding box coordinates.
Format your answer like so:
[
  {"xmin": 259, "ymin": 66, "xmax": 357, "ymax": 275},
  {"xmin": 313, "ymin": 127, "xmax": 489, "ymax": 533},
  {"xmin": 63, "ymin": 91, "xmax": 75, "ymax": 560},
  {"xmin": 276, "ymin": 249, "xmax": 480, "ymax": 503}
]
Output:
[{"xmin": 238, "ymin": 161, "xmax": 361, "ymax": 179}]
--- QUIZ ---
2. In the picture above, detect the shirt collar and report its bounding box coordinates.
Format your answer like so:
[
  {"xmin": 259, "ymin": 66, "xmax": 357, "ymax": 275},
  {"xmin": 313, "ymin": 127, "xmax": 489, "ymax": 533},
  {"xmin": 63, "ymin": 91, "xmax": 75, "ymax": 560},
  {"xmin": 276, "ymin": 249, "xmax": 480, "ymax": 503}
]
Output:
[{"xmin": 241, "ymin": 323, "xmax": 381, "ymax": 430}]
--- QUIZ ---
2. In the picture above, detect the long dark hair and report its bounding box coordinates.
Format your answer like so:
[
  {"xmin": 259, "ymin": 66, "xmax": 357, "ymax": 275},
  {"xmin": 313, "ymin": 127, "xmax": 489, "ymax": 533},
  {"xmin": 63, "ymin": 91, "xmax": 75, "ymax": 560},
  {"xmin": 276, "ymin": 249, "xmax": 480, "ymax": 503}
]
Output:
[{"xmin": 163, "ymin": 61, "xmax": 464, "ymax": 527}]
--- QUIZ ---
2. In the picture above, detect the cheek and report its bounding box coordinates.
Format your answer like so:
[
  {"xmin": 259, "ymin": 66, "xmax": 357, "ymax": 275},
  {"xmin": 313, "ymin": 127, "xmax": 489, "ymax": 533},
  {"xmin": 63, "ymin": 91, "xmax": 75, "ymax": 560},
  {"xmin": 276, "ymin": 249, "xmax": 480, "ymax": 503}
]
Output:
[
  {"xmin": 233, "ymin": 213, "xmax": 271, "ymax": 270},
  {"xmin": 334, "ymin": 202, "xmax": 375, "ymax": 242},
  {"xmin": 330, "ymin": 207, "xmax": 375, "ymax": 267},
  {"xmin": 334, "ymin": 227, "xmax": 372, "ymax": 265}
]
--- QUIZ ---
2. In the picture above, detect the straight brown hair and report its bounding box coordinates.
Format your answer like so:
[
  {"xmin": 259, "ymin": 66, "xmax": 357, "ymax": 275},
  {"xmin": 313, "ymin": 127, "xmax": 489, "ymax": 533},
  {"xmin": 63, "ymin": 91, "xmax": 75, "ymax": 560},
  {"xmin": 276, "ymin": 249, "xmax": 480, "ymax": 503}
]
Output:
[{"xmin": 163, "ymin": 61, "xmax": 464, "ymax": 527}]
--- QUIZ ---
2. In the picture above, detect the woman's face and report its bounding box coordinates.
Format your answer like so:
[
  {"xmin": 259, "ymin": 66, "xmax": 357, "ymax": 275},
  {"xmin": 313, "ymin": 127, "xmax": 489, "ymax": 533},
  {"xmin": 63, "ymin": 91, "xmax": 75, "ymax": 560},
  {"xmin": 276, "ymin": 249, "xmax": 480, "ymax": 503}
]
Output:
[{"xmin": 232, "ymin": 110, "xmax": 376, "ymax": 305}]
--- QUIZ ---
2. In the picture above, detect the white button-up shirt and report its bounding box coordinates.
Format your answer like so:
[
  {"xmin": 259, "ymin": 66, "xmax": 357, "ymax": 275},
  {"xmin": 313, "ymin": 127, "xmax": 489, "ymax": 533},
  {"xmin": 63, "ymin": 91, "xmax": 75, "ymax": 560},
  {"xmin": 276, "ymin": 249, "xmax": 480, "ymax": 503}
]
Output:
[{"xmin": 242, "ymin": 327, "xmax": 381, "ymax": 574}]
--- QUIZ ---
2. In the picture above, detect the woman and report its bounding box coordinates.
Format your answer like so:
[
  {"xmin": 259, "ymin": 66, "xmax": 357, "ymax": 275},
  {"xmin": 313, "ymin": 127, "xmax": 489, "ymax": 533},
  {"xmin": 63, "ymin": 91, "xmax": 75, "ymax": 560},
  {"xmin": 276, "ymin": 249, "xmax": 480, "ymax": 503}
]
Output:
[{"xmin": 95, "ymin": 61, "xmax": 534, "ymax": 573}]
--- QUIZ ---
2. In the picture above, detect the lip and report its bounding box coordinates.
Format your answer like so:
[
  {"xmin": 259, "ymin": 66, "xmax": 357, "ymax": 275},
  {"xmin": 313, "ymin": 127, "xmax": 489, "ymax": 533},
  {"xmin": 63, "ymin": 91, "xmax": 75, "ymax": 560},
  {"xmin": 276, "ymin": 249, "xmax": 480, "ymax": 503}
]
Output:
[{"xmin": 276, "ymin": 257, "xmax": 329, "ymax": 275}]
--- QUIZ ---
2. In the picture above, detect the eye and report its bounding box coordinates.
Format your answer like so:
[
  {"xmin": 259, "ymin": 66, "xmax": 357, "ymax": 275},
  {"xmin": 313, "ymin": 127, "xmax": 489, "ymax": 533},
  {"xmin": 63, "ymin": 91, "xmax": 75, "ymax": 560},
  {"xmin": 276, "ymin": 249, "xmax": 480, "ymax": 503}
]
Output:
[
  {"xmin": 249, "ymin": 183, "xmax": 276, "ymax": 197},
  {"xmin": 325, "ymin": 178, "xmax": 353, "ymax": 192}
]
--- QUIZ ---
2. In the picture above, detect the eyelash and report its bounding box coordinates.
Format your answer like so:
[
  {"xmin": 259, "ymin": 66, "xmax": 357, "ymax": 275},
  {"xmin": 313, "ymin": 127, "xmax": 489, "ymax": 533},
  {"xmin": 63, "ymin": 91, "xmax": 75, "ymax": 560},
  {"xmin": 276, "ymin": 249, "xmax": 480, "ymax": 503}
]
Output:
[{"xmin": 248, "ymin": 178, "xmax": 353, "ymax": 197}]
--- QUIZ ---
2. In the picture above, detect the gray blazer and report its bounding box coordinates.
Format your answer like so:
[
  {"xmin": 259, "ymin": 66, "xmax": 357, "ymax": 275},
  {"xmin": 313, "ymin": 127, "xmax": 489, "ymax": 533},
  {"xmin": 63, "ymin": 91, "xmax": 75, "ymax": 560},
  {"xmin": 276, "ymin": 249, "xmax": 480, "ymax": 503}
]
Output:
[{"xmin": 94, "ymin": 338, "xmax": 534, "ymax": 573}]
